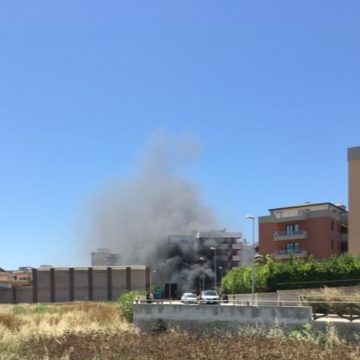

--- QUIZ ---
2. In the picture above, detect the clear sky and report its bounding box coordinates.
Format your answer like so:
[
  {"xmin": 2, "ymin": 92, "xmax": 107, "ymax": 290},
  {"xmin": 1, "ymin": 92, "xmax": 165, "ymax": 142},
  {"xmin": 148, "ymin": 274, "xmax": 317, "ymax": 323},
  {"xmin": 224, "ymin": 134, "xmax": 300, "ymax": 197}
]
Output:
[{"xmin": 1, "ymin": 1, "xmax": 359, "ymax": 270}]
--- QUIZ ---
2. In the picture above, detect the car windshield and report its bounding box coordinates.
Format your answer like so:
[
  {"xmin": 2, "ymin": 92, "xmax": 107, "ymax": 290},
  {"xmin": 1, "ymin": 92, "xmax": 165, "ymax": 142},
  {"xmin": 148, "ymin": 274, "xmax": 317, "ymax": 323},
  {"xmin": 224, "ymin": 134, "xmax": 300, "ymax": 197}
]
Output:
[
  {"xmin": 204, "ymin": 290, "xmax": 217, "ymax": 296},
  {"xmin": 185, "ymin": 294, "xmax": 196, "ymax": 298}
]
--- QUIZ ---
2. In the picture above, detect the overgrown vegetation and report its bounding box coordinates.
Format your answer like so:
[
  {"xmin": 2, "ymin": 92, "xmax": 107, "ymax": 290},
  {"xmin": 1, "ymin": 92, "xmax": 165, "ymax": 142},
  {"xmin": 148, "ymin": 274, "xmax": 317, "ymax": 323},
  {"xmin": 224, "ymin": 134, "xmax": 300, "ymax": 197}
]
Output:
[
  {"xmin": 222, "ymin": 254, "xmax": 360, "ymax": 293},
  {"xmin": 117, "ymin": 290, "xmax": 144, "ymax": 322},
  {"xmin": 1, "ymin": 302, "xmax": 360, "ymax": 359}
]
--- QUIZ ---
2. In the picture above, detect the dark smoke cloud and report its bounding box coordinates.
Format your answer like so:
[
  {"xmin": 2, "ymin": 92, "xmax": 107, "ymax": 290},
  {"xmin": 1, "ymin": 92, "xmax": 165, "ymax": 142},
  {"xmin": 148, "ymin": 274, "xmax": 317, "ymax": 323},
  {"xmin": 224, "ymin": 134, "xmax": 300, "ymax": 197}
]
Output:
[
  {"xmin": 151, "ymin": 235, "xmax": 227, "ymax": 294},
  {"xmin": 87, "ymin": 131, "xmax": 221, "ymax": 292}
]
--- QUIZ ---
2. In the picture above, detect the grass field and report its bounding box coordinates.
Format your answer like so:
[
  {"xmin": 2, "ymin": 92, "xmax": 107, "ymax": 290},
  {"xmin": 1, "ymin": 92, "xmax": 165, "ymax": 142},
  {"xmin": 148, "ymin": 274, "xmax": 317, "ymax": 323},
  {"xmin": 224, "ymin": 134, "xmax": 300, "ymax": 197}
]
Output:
[{"xmin": 1, "ymin": 301, "xmax": 360, "ymax": 359}]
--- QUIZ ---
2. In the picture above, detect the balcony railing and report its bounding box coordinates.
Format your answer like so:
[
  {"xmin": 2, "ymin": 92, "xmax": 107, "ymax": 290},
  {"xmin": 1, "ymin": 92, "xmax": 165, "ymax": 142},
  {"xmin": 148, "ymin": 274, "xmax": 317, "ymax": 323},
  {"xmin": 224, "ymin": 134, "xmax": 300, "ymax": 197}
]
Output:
[
  {"xmin": 274, "ymin": 249, "xmax": 308, "ymax": 259},
  {"xmin": 218, "ymin": 243, "xmax": 243, "ymax": 250},
  {"xmin": 272, "ymin": 210, "xmax": 309, "ymax": 222},
  {"xmin": 340, "ymin": 234, "xmax": 348, "ymax": 242},
  {"xmin": 231, "ymin": 243, "xmax": 242, "ymax": 250},
  {"xmin": 273, "ymin": 230, "xmax": 308, "ymax": 241}
]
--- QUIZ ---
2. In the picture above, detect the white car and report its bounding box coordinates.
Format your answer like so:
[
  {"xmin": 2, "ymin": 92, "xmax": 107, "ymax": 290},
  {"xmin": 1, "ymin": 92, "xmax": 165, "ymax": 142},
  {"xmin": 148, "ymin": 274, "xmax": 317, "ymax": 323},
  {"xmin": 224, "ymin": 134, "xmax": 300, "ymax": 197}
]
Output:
[
  {"xmin": 181, "ymin": 292, "xmax": 198, "ymax": 304},
  {"xmin": 200, "ymin": 290, "xmax": 219, "ymax": 304}
]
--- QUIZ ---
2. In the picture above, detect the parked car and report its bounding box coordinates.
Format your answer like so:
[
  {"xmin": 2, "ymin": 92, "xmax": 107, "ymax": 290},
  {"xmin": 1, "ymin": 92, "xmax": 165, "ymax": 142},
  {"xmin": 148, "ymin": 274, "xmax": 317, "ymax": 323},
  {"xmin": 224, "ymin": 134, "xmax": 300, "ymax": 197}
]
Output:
[
  {"xmin": 200, "ymin": 290, "xmax": 220, "ymax": 304},
  {"xmin": 181, "ymin": 292, "xmax": 198, "ymax": 304}
]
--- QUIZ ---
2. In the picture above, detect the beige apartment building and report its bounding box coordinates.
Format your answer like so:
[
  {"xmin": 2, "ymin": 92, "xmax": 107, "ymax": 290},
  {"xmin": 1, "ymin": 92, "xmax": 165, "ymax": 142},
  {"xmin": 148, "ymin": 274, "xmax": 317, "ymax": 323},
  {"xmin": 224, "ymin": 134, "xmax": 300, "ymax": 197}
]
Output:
[{"xmin": 348, "ymin": 146, "xmax": 360, "ymax": 255}]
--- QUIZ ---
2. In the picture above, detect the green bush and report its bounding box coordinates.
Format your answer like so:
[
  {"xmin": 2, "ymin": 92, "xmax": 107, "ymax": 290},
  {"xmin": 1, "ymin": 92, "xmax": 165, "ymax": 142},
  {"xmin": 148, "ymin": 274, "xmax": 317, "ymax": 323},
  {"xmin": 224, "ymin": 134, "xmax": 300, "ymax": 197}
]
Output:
[
  {"xmin": 222, "ymin": 255, "xmax": 360, "ymax": 293},
  {"xmin": 117, "ymin": 291, "xmax": 144, "ymax": 322}
]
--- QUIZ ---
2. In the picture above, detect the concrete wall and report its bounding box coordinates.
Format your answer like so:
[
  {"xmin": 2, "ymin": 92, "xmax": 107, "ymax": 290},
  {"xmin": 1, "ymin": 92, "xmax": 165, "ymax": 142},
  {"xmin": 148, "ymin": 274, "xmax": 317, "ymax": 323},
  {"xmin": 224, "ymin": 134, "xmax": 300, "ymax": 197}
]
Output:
[
  {"xmin": 133, "ymin": 304, "xmax": 312, "ymax": 333},
  {"xmin": 37, "ymin": 269, "xmax": 51, "ymax": 302},
  {"xmin": 73, "ymin": 268, "xmax": 89, "ymax": 301},
  {"xmin": 54, "ymin": 269, "xmax": 70, "ymax": 302},
  {"xmin": 0, "ymin": 288, "xmax": 13, "ymax": 303},
  {"xmin": 15, "ymin": 287, "xmax": 33, "ymax": 303},
  {"xmin": 112, "ymin": 268, "xmax": 128, "ymax": 300},
  {"xmin": 0, "ymin": 266, "xmax": 149, "ymax": 304},
  {"xmin": 92, "ymin": 268, "xmax": 108, "ymax": 301}
]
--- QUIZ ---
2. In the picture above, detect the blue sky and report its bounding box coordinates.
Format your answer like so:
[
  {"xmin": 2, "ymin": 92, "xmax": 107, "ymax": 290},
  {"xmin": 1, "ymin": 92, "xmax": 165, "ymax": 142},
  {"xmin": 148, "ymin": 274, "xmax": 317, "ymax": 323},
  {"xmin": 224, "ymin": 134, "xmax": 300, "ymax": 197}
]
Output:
[{"xmin": 1, "ymin": 1, "xmax": 359, "ymax": 269}]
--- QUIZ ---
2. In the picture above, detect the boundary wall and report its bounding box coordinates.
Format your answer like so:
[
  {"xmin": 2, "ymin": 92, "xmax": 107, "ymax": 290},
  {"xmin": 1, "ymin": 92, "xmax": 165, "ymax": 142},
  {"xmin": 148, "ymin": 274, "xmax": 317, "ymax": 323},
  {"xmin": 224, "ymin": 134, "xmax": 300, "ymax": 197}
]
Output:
[
  {"xmin": 133, "ymin": 304, "xmax": 312, "ymax": 333},
  {"xmin": 0, "ymin": 266, "xmax": 150, "ymax": 304}
]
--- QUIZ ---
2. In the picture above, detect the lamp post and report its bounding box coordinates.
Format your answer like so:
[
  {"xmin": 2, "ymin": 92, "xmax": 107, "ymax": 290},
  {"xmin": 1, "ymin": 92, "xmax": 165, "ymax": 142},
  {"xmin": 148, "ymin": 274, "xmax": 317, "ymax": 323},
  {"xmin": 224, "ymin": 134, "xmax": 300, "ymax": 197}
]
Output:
[
  {"xmin": 218, "ymin": 266, "xmax": 223, "ymax": 290},
  {"xmin": 210, "ymin": 246, "xmax": 217, "ymax": 289},
  {"xmin": 245, "ymin": 214, "xmax": 256, "ymax": 305},
  {"xmin": 199, "ymin": 257, "xmax": 205, "ymax": 291},
  {"xmin": 218, "ymin": 266, "xmax": 223, "ymax": 280}
]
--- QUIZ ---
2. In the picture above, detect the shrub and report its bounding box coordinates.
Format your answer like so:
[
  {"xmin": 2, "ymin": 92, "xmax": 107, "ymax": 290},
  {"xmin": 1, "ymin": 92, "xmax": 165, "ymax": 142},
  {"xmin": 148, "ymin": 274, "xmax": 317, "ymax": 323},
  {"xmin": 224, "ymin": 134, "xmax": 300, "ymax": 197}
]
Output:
[
  {"xmin": 222, "ymin": 254, "xmax": 360, "ymax": 293},
  {"xmin": 117, "ymin": 291, "xmax": 144, "ymax": 322}
]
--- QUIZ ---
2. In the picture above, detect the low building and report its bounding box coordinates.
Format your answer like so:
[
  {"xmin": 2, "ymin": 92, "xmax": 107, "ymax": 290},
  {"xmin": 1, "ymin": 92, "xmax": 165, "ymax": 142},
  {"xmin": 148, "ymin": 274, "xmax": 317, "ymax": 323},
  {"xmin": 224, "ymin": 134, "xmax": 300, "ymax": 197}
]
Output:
[
  {"xmin": 0, "ymin": 268, "xmax": 32, "ymax": 288},
  {"xmin": 259, "ymin": 202, "xmax": 348, "ymax": 261}
]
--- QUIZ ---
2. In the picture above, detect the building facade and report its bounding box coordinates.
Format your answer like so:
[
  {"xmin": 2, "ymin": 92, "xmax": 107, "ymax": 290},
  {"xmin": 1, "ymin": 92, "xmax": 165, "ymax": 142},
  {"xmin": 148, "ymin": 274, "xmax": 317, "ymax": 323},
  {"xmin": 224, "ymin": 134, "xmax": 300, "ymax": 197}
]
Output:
[
  {"xmin": 196, "ymin": 230, "xmax": 245, "ymax": 269},
  {"xmin": 91, "ymin": 248, "xmax": 122, "ymax": 266},
  {"xmin": 348, "ymin": 146, "xmax": 360, "ymax": 255},
  {"xmin": 259, "ymin": 202, "xmax": 348, "ymax": 260}
]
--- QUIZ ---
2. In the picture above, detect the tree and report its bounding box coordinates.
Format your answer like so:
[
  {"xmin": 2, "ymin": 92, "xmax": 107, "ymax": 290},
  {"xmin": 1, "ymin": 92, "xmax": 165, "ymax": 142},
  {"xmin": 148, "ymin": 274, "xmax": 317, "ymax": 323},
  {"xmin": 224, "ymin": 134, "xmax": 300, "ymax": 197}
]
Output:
[{"xmin": 254, "ymin": 254, "xmax": 273, "ymax": 266}]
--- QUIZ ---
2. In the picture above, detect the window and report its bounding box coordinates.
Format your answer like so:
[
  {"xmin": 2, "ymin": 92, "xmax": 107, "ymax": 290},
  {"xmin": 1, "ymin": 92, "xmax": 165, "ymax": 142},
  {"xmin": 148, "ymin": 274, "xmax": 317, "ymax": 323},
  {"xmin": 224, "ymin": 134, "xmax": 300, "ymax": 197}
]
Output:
[
  {"xmin": 286, "ymin": 242, "xmax": 299, "ymax": 252},
  {"xmin": 331, "ymin": 221, "xmax": 334, "ymax": 231},
  {"xmin": 285, "ymin": 224, "xmax": 299, "ymax": 235},
  {"xmin": 340, "ymin": 242, "xmax": 348, "ymax": 253}
]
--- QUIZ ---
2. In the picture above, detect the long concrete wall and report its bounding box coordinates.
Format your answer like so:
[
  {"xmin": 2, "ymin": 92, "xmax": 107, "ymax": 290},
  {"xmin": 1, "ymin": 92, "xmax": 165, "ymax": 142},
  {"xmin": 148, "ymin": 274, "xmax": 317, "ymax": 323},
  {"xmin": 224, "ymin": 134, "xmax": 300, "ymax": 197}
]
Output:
[
  {"xmin": 133, "ymin": 304, "xmax": 312, "ymax": 333},
  {"xmin": 0, "ymin": 266, "xmax": 150, "ymax": 304}
]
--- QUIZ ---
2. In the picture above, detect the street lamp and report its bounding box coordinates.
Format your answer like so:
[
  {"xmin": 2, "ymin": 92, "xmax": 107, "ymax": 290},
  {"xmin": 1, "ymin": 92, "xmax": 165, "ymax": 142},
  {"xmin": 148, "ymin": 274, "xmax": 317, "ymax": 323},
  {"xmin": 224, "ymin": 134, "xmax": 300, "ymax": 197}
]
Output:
[
  {"xmin": 210, "ymin": 246, "xmax": 217, "ymax": 289},
  {"xmin": 245, "ymin": 214, "xmax": 256, "ymax": 305},
  {"xmin": 199, "ymin": 257, "xmax": 205, "ymax": 291},
  {"xmin": 218, "ymin": 266, "xmax": 223, "ymax": 287}
]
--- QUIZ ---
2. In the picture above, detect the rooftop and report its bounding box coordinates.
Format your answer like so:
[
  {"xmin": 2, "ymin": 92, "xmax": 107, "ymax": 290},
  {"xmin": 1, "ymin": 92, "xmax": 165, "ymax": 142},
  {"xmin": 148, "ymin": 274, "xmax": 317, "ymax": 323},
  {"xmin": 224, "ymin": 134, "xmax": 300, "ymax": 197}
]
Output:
[
  {"xmin": 269, "ymin": 202, "xmax": 348, "ymax": 214},
  {"xmin": 348, "ymin": 146, "xmax": 360, "ymax": 161}
]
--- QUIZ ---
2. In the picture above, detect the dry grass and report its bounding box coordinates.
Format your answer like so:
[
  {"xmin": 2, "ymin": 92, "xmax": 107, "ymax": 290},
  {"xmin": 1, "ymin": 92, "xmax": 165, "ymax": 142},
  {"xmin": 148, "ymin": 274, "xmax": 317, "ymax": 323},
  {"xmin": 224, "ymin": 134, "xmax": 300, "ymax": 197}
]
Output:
[
  {"xmin": 309, "ymin": 286, "xmax": 360, "ymax": 299},
  {"xmin": 12, "ymin": 331, "xmax": 360, "ymax": 360},
  {"xmin": 1, "ymin": 302, "xmax": 132, "ymax": 334},
  {"xmin": 1, "ymin": 302, "xmax": 360, "ymax": 359}
]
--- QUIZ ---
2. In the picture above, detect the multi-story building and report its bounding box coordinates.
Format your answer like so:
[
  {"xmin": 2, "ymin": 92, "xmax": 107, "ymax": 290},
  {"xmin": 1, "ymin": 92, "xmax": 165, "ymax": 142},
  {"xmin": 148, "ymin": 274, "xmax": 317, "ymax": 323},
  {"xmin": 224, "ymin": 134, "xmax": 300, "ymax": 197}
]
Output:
[
  {"xmin": 259, "ymin": 202, "xmax": 348, "ymax": 261},
  {"xmin": 196, "ymin": 230, "xmax": 244, "ymax": 269},
  {"xmin": 91, "ymin": 248, "xmax": 122, "ymax": 266},
  {"xmin": 167, "ymin": 229, "xmax": 245, "ymax": 270},
  {"xmin": 348, "ymin": 146, "xmax": 360, "ymax": 255}
]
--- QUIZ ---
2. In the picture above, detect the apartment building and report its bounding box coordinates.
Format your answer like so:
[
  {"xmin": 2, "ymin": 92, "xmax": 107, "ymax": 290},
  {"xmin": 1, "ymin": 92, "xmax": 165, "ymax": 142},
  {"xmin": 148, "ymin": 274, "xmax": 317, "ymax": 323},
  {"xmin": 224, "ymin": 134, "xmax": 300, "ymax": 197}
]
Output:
[
  {"xmin": 348, "ymin": 146, "xmax": 360, "ymax": 255},
  {"xmin": 91, "ymin": 248, "xmax": 122, "ymax": 266},
  {"xmin": 196, "ymin": 230, "xmax": 244, "ymax": 269},
  {"xmin": 167, "ymin": 229, "xmax": 245, "ymax": 272},
  {"xmin": 258, "ymin": 202, "xmax": 348, "ymax": 260}
]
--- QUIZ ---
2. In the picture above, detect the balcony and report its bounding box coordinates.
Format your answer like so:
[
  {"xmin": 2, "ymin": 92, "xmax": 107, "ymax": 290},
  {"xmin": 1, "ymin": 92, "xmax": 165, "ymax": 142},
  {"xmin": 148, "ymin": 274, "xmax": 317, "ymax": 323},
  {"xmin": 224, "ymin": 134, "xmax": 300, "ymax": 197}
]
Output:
[
  {"xmin": 340, "ymin": 234, "xmax": 348, "ymax": 243},
  {"xmin": 272, "ymin": 210, "xmax": 309, "ymax": 223},
  {"xmin": 231, "ymin": 243, "xmax": 242, "ymax": 250},
  {"xmin": 217, "ymin": 243, "xmax": 243, "ymax": 251},
  {"xmin": 273, "ymin": 230, "xmax": 308, "ymax": 241},
  {"xmin": 274, "ymin": 248, "xmax": 308, "ymax": 260}
]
